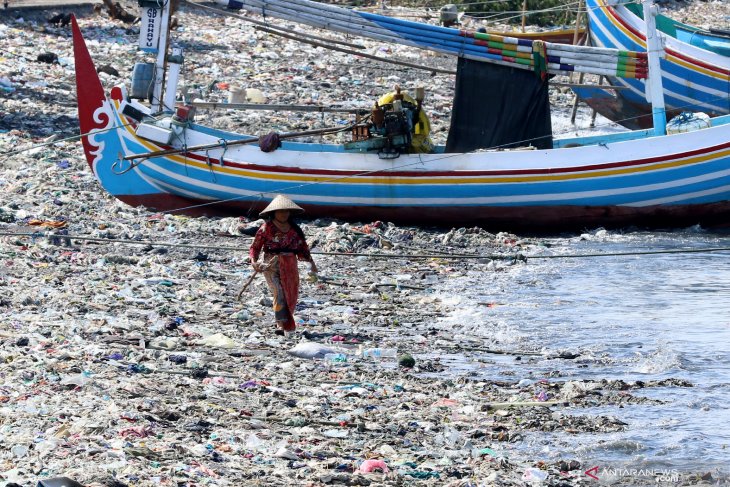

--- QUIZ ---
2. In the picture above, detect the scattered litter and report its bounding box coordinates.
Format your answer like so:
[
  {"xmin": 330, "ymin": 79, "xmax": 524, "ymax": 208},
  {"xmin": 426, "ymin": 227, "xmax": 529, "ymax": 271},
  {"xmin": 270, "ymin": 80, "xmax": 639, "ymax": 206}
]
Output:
[
  {"xmin": 359, "ymin": 459, "xmax": 389, "ymax": 473},
  {"xmin": 288, "ymin": 341, "xmax": 338, "ymax": 359}
]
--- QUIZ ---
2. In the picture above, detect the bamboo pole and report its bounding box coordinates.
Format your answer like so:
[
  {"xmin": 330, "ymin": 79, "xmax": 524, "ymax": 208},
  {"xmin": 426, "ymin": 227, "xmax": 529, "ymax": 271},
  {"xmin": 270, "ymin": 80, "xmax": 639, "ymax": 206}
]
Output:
[
  {"xmin": 123, "ymin": 125, "xmax": 348, "ymax": 161},
  {"xmin": 521, "ymin": 0, "xmax": 528, "ymax": 32},
  {"xmin": 572, "ymin": 0, "xmax": 585, "ymax": 46},
  {"xmin": 192, "ymin": 102, "xmax": 369, "ymax": 114},
  {"xmin": 235, "ymin": 0, "xmax": 641, "ymax": 61},
  {"xmin": 552, "ymin": 82, "xmax": 625, "ymax": 90},
  {"xmin": 204, "ymin": 0, "xmax": 646, "ymax": 78}
]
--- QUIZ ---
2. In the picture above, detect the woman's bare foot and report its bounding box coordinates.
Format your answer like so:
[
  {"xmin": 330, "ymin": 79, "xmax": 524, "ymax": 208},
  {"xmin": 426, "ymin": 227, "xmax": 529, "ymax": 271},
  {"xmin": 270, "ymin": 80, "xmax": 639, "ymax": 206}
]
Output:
[{"xmin": 274, "ymin": 321, "xmax": 287, "ymax": 336}]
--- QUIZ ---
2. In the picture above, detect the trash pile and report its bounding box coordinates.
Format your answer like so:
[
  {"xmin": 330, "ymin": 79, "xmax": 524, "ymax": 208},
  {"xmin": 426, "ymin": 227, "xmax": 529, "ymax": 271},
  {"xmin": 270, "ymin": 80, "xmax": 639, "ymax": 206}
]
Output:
[
  {"xmin": 0, "ymin": 241, "xmax": 669, "ymax": 487},
  {"xmin": 0, "ymin": 206, "xmax": 698, "ymax": 487},
  {"xmin": 1, "ymin": 2, "xmax": 726, "ymax": 486}
]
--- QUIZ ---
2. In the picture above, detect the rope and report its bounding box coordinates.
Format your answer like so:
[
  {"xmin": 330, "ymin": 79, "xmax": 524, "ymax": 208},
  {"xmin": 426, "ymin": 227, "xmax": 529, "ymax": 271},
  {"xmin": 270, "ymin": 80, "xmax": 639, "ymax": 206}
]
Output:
[
  {"xmin": 0, "ymin": 231, "xmax": 240, "ymax": 250},
  {"xmin": 1, "ymin": 122, "xmax": 136, "ymax": 159},
  {"xmin": 2, "ymin": 231, "xmax": 730, "ymax": 261},
  {"xmin": 0, "ymin": 46, "xmax": 37, "ymax": 64},
  {"xmin": 183, "ymin": 0, "xmax": 366, "ymax": 49},
  {"xmin": 184, "ymin": 0, "xmax": 456, "ymax": 75},
  {"xmin": 531, "ymin": 247, "xmax": 730, "ymax": 259}
]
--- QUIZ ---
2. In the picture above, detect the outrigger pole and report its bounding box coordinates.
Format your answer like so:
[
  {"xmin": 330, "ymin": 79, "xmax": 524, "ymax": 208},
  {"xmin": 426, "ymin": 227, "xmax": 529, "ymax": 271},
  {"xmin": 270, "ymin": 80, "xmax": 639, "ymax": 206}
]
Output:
[{"xmin": 121, "ymin": 124, "xmax": 355, "ymax": 162}]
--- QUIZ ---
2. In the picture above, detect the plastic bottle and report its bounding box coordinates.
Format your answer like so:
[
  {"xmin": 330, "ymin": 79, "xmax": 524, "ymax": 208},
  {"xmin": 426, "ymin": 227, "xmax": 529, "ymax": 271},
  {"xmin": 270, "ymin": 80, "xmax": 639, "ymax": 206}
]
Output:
[
  {"xmin": 324, "ymin": 353, "xmax": 348, "ymax": 363},
  {"xmin": 361, "ymin": 348, "xmax": 397, "ymax": 359}
]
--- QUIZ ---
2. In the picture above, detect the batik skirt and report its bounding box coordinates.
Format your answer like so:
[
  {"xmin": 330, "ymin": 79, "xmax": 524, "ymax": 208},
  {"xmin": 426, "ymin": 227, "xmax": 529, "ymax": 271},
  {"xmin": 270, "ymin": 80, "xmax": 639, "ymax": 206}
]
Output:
[{"xmin": 263, "ymin": 253, "xmax": 299, "ymax": 331}]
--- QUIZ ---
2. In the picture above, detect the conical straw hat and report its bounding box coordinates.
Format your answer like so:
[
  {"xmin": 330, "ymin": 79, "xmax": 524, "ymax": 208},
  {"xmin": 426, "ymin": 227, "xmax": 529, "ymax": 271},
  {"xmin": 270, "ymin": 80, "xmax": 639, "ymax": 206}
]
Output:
[{"xmin": 260, "ymin": 194, "xmax": 304, "ymax": 217}]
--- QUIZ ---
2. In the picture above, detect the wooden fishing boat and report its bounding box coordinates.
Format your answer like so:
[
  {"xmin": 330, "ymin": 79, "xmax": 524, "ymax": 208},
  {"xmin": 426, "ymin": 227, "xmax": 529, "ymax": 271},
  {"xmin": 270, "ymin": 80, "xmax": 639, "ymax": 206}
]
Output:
[
  {"xmin": 72, "ymin": 1, "xmax": 730, "ymax": 232},
  {"xmin": 574, "ymin": 0, "xmax": 730, "ymax": 129},
  {"xmin": 354, "ymin": 5, "xmax": 585, "ymax": 45},
  {"xmin": 621, "ymin": 2, "xmax": 730, "ymax": 58}
]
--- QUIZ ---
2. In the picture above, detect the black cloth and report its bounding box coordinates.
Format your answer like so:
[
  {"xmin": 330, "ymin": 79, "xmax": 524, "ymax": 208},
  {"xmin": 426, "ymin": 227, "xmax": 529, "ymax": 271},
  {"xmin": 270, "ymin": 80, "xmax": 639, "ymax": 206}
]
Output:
[{"xmin": 445, "ymin": 58, "xmax": 553, "ymax": 152}]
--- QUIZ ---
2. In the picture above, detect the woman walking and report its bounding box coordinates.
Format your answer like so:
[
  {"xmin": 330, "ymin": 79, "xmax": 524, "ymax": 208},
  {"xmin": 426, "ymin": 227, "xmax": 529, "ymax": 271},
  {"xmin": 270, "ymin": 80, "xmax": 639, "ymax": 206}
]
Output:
[{"xmin": 249, "ymin": 195, "xmax": 318, "ymax": 335}]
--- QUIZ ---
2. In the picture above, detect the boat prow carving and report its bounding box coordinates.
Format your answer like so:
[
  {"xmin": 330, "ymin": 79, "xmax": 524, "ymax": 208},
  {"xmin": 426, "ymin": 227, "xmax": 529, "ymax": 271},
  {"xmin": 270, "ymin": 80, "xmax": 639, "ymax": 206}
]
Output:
[{"xmin": 71, "ymin": 14, "xmax": 108, "ymax": 173}]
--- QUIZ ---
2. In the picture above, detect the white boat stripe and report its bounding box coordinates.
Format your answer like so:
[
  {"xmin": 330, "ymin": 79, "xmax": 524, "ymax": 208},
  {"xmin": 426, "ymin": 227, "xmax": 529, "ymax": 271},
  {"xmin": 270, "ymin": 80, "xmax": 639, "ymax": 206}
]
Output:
[{"xmin": 625, "ymin": 184, "xmax": 730, "ymax": 206}]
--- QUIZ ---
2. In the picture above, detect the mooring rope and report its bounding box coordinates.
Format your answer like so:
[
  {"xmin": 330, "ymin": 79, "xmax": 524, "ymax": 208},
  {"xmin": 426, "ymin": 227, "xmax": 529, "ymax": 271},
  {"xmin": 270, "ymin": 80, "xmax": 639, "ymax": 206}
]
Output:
[{"xmin": 1, "ymin": 231, "xmax": 729, "ymax": 261}]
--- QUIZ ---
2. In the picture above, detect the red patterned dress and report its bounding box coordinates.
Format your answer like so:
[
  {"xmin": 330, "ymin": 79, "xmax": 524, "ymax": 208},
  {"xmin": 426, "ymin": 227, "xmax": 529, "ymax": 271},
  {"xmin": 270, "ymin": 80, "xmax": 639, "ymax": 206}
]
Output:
[{"xmin": 249, "ymin": 221, "xmax": 313, "ymax": 331}]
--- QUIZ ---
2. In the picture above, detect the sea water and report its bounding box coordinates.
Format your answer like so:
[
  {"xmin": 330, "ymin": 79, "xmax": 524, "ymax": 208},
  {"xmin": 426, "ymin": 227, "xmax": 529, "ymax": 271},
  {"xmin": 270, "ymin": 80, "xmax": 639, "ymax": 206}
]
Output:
[{"xmin": 432, "ymin": 227, "xmax": 730, "ymax": 479}]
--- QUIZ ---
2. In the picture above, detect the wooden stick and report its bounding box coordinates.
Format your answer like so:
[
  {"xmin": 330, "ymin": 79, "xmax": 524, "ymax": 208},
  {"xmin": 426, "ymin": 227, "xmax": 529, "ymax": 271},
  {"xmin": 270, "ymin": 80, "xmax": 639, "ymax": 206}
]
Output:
[
  {"xmin": 570, "ymin": 72, "xmax": 586, "ymax": 124},
  {"xmin": 156, "ymin": 368, "xmax": 240, "ymax": 378},
  {"xmin": 237, "ymin": 271, "xmax": 259, "ymax": 300},
  {"xmin": 238, "ymin": 256, "xmax": 277, "ymax": 300},
  {"xmin": 521, "ymin": 0, "xmax": 528, "ymax": 33},
  {"xmin": 445, "ymin": 345, "xmax": 543, "ymax": 356},
  {"xmin": 315, "ymin": 276, "xmax": 348, "ymax": 287},
  {"xmin": 373, "ymin": 282, "xmax": 427, "ymax": 291},
  {"xmin": 570, "ymin": 27, "xmax": 591, "ymax": 124}
]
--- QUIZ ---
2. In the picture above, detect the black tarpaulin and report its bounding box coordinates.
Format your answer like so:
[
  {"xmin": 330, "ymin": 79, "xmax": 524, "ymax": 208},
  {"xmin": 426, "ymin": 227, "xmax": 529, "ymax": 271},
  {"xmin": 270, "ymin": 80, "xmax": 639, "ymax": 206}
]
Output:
[{"xmin": 445, "ymin": 58, "xmax": 553, "ymax": 152}]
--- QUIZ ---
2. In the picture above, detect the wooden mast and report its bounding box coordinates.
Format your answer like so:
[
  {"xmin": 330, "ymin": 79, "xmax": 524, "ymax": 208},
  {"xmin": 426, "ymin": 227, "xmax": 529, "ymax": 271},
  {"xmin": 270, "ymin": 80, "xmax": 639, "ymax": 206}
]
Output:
[{"xmin": 150, "ymin": 0, "xmax": 172, "ymax": 113}]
